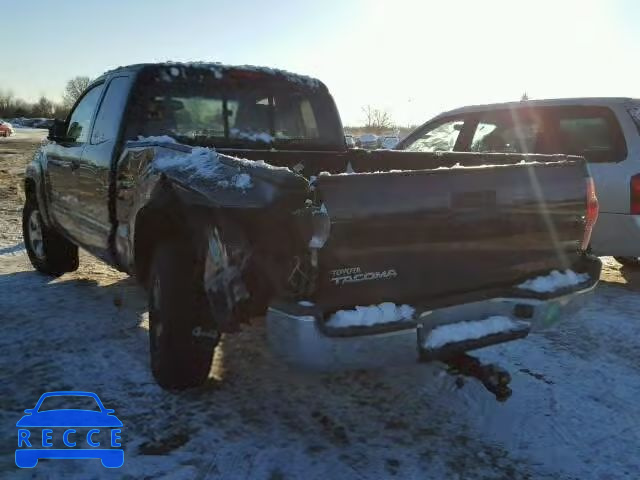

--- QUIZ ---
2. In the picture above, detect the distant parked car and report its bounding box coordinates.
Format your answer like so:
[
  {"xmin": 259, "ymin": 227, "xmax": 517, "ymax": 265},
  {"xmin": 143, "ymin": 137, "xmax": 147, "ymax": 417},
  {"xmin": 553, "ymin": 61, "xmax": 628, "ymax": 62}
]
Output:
[
  {"xmin": 0, "ymin": 120, "xmax": 14, "ymax": 137},
  {"xmin": 10, "ymin": 118, "xmax": 26, "ymax": 127},
  {"xmin": 33, "ymin": 118, "xmax": 54, "ymax": 129},
  {"xmin": 398, "ymin": 97, "xmax": 640, "ymax": 265},
  {"xmin": 345, "ymin": 134, "xmax": 356, "ymax": 148},
  {"xmin": 20, "ymin": 119, "xmax": 39, "ymax": 128},
  {"xmin": 358, "ymin": 133, "xmax": 378, "ymax": 149},
  {"xmin": 380, "ymin": 135, "xmax": 399, "ymax": 149}
]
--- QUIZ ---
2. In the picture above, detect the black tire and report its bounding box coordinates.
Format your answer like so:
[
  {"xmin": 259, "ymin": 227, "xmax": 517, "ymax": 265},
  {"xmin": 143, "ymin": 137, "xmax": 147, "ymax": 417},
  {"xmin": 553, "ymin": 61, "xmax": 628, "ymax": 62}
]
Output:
[
  {"xmin": 148, "ymin": 239, "xmax": 219, "ymax": 390},
  {"xmin": 22, "ymin": 196, "xmax": 79, "ymax": 276},
  {"xmin": 614, "ymin": 256, "xmax": 640, "ymax": 268}
]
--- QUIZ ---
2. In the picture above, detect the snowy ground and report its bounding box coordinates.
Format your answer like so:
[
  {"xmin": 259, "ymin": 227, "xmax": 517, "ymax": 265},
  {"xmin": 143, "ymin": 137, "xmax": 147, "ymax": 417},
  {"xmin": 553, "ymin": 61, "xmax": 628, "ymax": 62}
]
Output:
[{"xmin": 1, "ymin": 130, "xmax": 640, "ymax": 479}]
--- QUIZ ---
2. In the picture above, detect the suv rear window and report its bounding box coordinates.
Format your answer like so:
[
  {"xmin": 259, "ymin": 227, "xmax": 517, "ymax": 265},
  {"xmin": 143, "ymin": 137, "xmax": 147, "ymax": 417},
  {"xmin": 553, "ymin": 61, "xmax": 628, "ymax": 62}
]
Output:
[{"xmin": 553, "ymin": 107, "xmax": 626, "ymax": 163}]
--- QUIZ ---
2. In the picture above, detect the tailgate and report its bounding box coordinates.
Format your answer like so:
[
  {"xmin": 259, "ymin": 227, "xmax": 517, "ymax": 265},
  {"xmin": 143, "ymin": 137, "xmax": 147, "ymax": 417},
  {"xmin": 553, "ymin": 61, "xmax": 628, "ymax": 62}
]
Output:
[{"xmin": 311, "ymin": 156, "xmax": 590, "ymax": 311}]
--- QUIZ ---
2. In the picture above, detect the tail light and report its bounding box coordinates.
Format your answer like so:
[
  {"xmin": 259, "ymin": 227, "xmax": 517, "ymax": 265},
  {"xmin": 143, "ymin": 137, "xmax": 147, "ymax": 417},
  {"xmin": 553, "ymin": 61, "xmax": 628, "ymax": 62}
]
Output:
[
  {"xmin": 581, "ymin": 177, "xmax": 599, "ymax": 251},
  {"xmin": 631, "ymin": 174, "xmax": 640, "ymax": 214}
]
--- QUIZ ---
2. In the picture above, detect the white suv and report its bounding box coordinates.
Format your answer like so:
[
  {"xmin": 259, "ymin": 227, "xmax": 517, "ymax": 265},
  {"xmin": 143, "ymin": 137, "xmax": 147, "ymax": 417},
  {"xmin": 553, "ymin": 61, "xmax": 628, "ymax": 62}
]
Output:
[{"xmin": 398, "ymin": 97, "xmax": 640, "ymax": 265}]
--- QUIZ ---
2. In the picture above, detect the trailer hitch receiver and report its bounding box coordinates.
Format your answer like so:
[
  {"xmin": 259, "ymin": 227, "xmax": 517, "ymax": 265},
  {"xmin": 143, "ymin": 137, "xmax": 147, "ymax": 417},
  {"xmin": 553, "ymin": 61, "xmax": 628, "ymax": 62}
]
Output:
[{"xmin": 442, "ymin": 353, "xmax": 512, "ymax": 402}]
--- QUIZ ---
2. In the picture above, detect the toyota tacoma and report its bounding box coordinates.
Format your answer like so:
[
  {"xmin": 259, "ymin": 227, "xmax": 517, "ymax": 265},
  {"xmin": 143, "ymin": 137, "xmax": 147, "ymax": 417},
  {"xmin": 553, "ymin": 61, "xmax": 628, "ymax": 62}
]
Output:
[{"xmin": 22, "ymin": 63, "xmax": 601, "ymax": 397}]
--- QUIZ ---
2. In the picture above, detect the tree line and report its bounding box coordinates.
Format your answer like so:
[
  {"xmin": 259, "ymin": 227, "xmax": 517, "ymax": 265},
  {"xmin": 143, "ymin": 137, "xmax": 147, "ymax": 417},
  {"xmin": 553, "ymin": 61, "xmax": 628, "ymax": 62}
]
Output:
[{"xmin": 0, "ymin": 76, "xmax": 91, "ymax": 120}]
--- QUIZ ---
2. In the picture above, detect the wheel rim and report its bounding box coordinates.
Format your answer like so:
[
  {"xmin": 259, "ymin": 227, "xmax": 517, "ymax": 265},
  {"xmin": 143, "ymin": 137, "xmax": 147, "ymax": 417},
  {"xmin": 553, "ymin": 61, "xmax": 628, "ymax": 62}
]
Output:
[{"xmin": 28, "ymin": 210, "xmax": 45, "ymax": 260}]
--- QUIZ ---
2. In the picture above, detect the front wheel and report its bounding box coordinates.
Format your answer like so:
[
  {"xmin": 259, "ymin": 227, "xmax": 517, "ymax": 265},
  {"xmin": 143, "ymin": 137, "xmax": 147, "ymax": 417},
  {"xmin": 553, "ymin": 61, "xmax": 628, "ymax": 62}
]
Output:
[
  {"xmin": 22, "ymin": 197, "xmax": 79, "ymax": 276},
  {"xmin": 148, "ymin": 239, "xmax": 219, "ymax": 390}
]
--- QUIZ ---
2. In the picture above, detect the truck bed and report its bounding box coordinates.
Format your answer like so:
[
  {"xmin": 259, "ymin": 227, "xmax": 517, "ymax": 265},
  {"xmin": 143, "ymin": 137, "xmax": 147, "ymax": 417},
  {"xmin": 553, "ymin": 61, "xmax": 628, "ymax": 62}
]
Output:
[{"xmin": 219, "ymin": 149, "xmax": 593, "ymax": 311}]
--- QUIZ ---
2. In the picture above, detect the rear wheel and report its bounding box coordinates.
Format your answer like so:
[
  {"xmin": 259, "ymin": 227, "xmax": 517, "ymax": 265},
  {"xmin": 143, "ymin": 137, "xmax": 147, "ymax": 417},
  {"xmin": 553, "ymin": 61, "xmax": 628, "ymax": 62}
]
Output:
[
  {"xmin": 148, "ymin": 238, "xmax": 220, "ymax": 390},
  {"xmin": 614, "ymin": 256, "xmax": 640, "ymax": 268},
  {"xmin": 22, "ymin": 196, "xmax": 79, "ymax": 276}
]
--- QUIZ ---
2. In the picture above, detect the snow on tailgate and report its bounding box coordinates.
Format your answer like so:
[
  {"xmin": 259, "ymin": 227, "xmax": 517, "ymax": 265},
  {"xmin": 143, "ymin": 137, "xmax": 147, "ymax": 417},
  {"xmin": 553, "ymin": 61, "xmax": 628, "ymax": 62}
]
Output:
[{"xmin": 517, "ymin": 269, "xmax": 590, "ymax": 293}]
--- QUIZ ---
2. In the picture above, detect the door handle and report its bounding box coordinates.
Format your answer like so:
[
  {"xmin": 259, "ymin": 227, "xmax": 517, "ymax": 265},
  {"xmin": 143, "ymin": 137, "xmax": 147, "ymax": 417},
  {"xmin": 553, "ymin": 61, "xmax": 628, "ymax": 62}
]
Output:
[{"xmin": 70, "ymin": 159, "xmax": 80, "ymax": 171}]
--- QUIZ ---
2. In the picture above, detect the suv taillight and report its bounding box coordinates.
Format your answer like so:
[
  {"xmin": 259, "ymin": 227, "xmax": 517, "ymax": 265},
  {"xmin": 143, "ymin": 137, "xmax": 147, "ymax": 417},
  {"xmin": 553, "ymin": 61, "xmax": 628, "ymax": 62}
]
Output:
[
  {"xmin": 631, "ymin": 174, "xmax": 640, "ymax": 214},
  {"xmin": 582, "ymin": 177, "xmax": 599, "ymax": 251}
]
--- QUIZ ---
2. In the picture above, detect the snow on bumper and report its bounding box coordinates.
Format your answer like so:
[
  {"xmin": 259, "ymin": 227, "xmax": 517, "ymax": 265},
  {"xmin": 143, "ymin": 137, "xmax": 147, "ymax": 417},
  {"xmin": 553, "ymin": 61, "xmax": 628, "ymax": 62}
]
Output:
[{"xmin": 266, "ymin": 272, "xmax": 599, "ymax": 371}]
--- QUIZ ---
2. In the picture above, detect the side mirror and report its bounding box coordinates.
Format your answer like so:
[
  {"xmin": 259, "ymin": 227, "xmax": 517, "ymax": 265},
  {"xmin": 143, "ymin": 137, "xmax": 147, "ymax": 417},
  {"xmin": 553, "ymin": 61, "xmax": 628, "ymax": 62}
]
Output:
[{"xmin": 48, "ymin": 119, "xmax": 67, "ymax": 142}]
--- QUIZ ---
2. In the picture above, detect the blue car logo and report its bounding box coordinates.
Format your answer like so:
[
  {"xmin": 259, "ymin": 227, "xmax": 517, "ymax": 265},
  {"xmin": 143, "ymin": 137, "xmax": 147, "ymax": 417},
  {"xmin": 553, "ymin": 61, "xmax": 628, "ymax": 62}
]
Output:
[{"xmin": 16, "ymin": 391, "xmax": 123, "ymax": 468}]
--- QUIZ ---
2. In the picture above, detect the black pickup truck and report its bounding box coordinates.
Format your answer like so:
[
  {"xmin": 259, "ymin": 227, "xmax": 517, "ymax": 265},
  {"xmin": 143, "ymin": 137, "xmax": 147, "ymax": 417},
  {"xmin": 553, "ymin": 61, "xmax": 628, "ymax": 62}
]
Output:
[{"xmin": 23, "ymin": 62, "xmax": 601, "ymax": 395}]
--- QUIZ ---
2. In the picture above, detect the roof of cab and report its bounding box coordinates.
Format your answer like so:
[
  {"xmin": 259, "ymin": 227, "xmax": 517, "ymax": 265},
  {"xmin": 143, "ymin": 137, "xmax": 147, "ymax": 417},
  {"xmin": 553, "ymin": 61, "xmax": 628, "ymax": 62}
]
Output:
[
  {"xmin": 94, "ymin": 61, "xmax": 325, "ymax": 90},
  {"xmin": 438, "ymin": 97, "xmax": 640, "ymax": 118}
]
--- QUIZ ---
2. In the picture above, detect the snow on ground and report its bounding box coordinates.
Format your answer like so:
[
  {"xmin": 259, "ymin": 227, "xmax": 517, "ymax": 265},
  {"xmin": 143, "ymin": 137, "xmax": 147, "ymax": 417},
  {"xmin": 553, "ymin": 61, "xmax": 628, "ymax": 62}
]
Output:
[
  {"xmin": 423, "ymin": 316, "xmax": 528, "ymax": 349},
  {"xmin": 518, "ymin": 269, "xmax": 590, "ymax": 293},
  {"xmin": 2, "ymin": 131, "xmax": 640, "ymax": 479},
  {"xmin": 2, "ymin": 246, "xmax": 639, "ymax": 479}
]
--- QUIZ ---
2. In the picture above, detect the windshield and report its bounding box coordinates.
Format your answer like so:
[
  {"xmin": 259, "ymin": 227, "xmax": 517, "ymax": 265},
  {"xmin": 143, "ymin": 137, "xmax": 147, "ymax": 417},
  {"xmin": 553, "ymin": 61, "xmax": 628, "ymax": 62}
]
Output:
[{"xmin": 126, "ymin": 65, "xmax": 344, "ymax": 150}]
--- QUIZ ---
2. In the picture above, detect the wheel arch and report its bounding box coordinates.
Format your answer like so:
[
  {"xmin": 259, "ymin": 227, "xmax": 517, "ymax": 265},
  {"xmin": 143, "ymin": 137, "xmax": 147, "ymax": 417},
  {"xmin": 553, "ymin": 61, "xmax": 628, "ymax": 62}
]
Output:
[
  {"xmin": 24, "ymin": 158, "xmax": 52, "ymax": 226},
  {"xmin": 132, "ymin": 189, "xmax": 220, "ymax": 285}
]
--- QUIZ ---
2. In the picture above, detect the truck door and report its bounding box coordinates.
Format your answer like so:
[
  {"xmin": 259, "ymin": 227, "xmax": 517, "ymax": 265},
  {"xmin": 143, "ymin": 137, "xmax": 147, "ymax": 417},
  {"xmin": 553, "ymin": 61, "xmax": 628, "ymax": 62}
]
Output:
[
  {"xmin": 74, "ymin": 76, "xmax": 133, "ymax": 256},
  {"xmin": 46, "ymin": 83, "xmax": 105, "ymax": 241}
]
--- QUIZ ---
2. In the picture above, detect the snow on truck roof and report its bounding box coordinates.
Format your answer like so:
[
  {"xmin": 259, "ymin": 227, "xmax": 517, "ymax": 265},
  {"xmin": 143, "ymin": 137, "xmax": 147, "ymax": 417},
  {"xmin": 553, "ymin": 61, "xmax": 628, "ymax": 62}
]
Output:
[
  {"xmin": 438, "ymin": 97, "xmax": 640, "ymax": 118},
  {"xmin": 98, "ymin": 62, "xmax": 324, "ymax": 89}
]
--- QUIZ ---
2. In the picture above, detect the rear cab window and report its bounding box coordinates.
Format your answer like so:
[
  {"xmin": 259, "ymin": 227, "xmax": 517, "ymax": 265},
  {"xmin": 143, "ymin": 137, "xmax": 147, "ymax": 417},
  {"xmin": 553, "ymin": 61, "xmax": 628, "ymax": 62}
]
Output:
[{"xmin": 124, "ymin": 65, "xmax": 344, "ymax": 151}]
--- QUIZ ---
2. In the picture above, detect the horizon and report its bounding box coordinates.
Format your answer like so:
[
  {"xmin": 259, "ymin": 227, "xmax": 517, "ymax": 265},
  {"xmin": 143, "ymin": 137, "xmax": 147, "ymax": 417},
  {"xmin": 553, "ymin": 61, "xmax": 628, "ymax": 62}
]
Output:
[{"xmin": 2, "ymin": 0, "xmax": 639, "ymax": 126}]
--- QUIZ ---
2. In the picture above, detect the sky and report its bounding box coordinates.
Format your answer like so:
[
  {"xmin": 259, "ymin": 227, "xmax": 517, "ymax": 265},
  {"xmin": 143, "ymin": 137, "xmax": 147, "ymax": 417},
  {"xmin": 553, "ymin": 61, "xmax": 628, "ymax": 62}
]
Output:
[{"xmin": 1, "ymin": 0, "xmax": 639, "ymax": 126}]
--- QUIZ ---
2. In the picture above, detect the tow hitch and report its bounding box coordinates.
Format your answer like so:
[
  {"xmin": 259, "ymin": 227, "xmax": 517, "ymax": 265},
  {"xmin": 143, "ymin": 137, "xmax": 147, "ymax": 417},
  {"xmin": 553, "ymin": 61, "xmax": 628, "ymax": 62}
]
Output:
[
  {"xmin": 416, "ymin": 320, "xmax": 528, "ymax": 402},
  {"xmin": 442, "ymin": 353, "xmax": 512, "ymax": 402}
]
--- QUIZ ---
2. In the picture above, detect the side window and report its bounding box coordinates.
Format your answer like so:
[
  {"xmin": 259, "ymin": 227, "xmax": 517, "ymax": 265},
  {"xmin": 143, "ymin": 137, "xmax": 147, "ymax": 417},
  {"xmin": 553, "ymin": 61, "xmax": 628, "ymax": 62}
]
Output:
[
  {"xmin": 470, "ymin": 110, "xmax": 542, "ymax": 153},
  {"xmin": 66, "ymin": 84, "xmax": 104, "ymax": 143},
  {"xmin": 300, "ymin": 99, "xmax": 319, "ymax": 137},
  {"xmin": 91, "ymin": 77, "xmax": 130, "ymax": 144},
  {"xmin": 405, "ymin": 119, "xmax": 464, "ymax": 152},
  {"xmin": 554, "ymin": 107, "xmax": 626, "ymax": 162}
]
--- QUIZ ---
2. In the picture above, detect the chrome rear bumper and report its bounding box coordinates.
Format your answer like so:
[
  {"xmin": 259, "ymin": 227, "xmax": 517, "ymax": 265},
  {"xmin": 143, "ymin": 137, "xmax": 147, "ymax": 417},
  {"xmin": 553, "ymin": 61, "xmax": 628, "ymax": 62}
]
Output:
[{"xmin": 266, "ymin": 281, "xmax": 598, "ymax": 371}]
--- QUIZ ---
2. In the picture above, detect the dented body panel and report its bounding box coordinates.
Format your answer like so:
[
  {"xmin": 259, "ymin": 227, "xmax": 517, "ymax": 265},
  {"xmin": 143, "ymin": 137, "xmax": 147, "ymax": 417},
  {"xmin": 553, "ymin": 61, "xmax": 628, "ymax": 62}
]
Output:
[{"xmin": 112, "ymin": 139, "xmax": 309, "ymax": 273}]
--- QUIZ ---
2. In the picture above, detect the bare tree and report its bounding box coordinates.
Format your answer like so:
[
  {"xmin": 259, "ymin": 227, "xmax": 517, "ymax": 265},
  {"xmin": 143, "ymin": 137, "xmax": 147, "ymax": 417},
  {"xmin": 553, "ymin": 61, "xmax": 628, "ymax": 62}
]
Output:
[
  {"xmin": 32, "ymin": 96, "xmax": 55, "ymax": 118},
  {"xmin": 361, "ymin": 105, "xmax": 394, "ymax": 133},
  {"xmin": 520, "ymin": 92, "xmax": 530, "ymax": 101},
  {"xmin": 63, "ymin": 76, "xmax": 92, "ymax": 107},
  {"xmin": 53, "ymin": 103, "xmax": 70, "ymax": 120},
  {"xmin": 13, "ymin": 99, "xmax": 33, "ymax": 117},
  {"xmin": 0, "ymin": 89, "xmax": 15, "ymax": 114}
]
